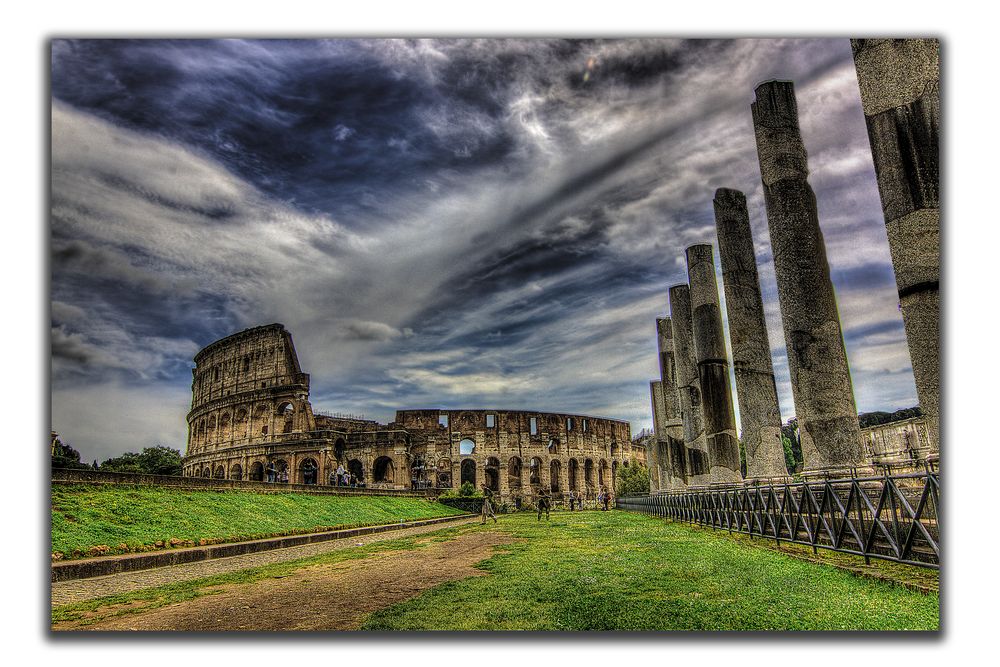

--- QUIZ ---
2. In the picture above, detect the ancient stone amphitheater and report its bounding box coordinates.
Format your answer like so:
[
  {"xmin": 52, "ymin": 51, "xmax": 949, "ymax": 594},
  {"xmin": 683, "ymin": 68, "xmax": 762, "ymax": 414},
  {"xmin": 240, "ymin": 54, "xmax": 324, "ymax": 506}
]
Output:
[{"xmin": 182, "ymin": 323, "xmax": 644, "ymax": 503}]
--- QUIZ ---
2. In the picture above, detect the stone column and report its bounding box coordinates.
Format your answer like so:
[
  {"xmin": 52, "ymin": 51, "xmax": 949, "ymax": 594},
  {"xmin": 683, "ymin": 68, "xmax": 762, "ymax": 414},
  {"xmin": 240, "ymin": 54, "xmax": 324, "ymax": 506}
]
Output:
[
  {"xmin": 851, "ymin": 39, "xmax": 939, "ymax": 452},
  {"xmin": 713, "ymin": 188, "xmax": 788, "ymax": 479},
  {"xmin": 751, "ymin": 80, "xmax": 864, "ymax": 473},
  {"xmin": 685, "ymin": 244, "xmax": 743, "ymax": 484},
  {"xmin": 669, "ymin": 284, "xmax": 711, "ymax": 486},
  {"xmin": 656, "ymin": 318, "xmax": 688, "ymax": 488},
  {"xmin": 648, "ymin": 380, "xmax": 666, "ymax": 492}
]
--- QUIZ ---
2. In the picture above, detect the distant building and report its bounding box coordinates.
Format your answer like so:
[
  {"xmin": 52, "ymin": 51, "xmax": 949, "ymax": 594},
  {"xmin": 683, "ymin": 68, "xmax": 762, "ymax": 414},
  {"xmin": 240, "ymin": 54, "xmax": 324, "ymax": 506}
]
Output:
[{"xmin": 182, "ymin": 323, "xmax": 641, "ymax": 502}]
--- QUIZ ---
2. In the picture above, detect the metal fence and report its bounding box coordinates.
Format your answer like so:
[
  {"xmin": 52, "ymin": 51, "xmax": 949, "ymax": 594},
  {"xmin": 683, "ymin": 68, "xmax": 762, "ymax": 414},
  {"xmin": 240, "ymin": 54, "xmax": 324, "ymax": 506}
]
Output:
[{"xmin": 617, "ymin": 470, "xmax": 939, "ymax": 569}]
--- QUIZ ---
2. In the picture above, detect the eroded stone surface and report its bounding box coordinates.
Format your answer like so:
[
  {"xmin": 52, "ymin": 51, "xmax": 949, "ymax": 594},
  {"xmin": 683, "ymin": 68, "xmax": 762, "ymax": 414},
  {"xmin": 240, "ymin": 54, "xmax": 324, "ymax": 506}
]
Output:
[{"xmin": 752, "ymin": 81, "xmax": 863, "ymax": 472}]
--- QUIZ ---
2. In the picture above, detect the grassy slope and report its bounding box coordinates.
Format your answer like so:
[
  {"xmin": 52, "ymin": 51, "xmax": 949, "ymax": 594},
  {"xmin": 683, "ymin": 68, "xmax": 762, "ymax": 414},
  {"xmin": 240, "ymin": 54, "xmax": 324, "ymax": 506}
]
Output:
[
  {"xmin": 362, "ymin": 511, "xmax": 939, "ymax": 631},
  {"xmin": 51, "ymin": 484, "xmax": 463, "ymax": 557}
]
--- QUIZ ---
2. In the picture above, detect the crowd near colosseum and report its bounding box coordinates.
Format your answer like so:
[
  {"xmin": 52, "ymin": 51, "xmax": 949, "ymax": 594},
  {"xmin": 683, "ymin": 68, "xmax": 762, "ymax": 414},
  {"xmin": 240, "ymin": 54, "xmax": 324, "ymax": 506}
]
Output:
[{"xmin": 182, "ymin": 323, "xmax": 644, "ymax": 504}]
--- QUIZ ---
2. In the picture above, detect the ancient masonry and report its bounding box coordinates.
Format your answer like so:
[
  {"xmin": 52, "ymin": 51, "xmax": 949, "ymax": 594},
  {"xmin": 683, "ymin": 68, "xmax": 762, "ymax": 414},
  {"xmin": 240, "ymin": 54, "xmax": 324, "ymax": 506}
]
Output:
[
  {"xmin": 182, "ymin": 324, "xmax": 643, "ymax": 503},
  {"xmin": 752, "ymin": 80, "xmax": 864, "ymax": 473},
  {"xmin": 667, "ymin": 284, "xmax": 711, "ymax": 485},
  {"xmin": 686, "ymin": 243, "xmax": 742, "ymax": 484},
  {"xmin": 713, "ymin": 188, "xmax": 788, "ymax": 479},
  {"xmin": 851, "ymin": 39, "xmax": 940, "ymax": 449},
  {"xmin": 645, "ymin": 45, "xmax": 940, "ymax": 490}
]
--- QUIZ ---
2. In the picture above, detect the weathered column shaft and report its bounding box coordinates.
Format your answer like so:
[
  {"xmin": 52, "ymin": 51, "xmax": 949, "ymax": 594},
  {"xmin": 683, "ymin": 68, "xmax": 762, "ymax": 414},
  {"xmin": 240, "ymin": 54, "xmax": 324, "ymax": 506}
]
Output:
[
  {"xmin": 655, "ymin": 317, "xmax": 687, "ymax": 488},
  {"xmin": 751, "ymin": 80, "xmax": 864, "ymax": 472},
  {"xmin": 648, "ymin": 380, "xmax": 666, "ymax": 492},
  {"xmin": 713, "ymin": 188, "xmax": 788, "ymax": 479},
  {"xmin": 686, "ymin": 243, "xmax": 742, "ymax": 484},
  {"xmin": 851, "ymin": 39, "xmax": 939, "ymax": 454},
  {"xmin": 669, "ymin": 284, "xmax": 711, "ymax": 485}
]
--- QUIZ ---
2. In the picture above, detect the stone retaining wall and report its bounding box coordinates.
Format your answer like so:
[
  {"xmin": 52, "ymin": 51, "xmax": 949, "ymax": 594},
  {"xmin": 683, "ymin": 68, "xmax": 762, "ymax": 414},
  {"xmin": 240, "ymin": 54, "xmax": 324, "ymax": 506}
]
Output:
[
  {"xmin": 51, "ymin": 468, "xmax": 424, "ymax": 497},
  {"xmin": 51, "ymin": 513, "xmax": 472, "ymax": 582}
]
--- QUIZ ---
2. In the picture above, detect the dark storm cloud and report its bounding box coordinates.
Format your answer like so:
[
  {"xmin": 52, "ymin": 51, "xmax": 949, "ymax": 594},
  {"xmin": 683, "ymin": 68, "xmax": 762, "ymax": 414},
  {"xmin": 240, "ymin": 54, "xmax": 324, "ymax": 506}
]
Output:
[{"xmin": 49, "ymin": 38, "xmax": 920, "ymax": 462}]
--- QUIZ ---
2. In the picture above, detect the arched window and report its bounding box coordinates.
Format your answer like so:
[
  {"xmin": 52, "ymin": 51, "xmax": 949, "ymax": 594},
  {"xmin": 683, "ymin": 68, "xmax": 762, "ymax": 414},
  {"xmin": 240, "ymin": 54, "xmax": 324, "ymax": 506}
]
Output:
[
  {"xmin": 459, "ymin": 438, "xmax": 476, "ymax": 456},
  {"xmin": 460, "ymin": 459, "xmax": 476, "ymax": 487},
  {"xmin": 550, "ymin": 459, "xmax": 561, "ymax": 493},
  {"xmin": 373, "ymin": 456, "xmax": 395, "ymax": 484},
  {"xmin": 485, "ymin": 457, "xmax": 500, "ymax": 492},
  {"xmin": 249, "ymin": 461, "xmax": 264, "ymax": 481},
  {"xmin": 508, "ymin": 456, "xmax": 522, "ymax": 489},
  {"xmin": 529, "ymin": 457, "xmax": 542, "ymax": 485},
  {"xmin": 214, "ymin": 465, "xmax": 225, "ymax": 479},
  {"xmin": 568, "ymin": 458, "xmax": 579, "ymax": 491},
  {"xmin": 230, "ymin": 464, "xmax": 243, "ymax": 480}
]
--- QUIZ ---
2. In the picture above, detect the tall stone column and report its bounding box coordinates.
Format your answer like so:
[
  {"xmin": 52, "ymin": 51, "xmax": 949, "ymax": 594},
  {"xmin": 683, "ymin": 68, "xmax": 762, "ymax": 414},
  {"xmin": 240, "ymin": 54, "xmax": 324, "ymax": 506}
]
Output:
[
  {"xmin": 654, "ymin": 317, "xmax": 688, "ymax": 489},
  {"xmin": 686, "ymin": 244, "xmax": 743, "ymax": 484},
  {"xmin": 669, "ymin": 284, "xmax": 711, "ymax": 486},
  {"xmin": 751, "ymin": 80, "xmax": 864, "ymax": 473},
  {"xmin": 648, "ymin": 380, "xmax": 666, "ymax": 492},
  {"xmin": 713, "ymin": 188, "xmax": 788, "ymax": 479},
  {"xmin": 851, "ymin": 39, "xmax": 939, "ymax": 453}
]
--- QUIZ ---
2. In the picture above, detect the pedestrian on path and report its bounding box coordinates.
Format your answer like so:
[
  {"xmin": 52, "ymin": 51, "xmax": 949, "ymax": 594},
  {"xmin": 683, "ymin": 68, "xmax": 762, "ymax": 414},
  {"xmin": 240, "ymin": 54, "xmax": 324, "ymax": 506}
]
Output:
[
  {"xmin": 536, "ymin": 488, "xmax": 551, "ymax": 521},
  {"xmin": 480, "ymin": 484, "xmax": 498, "ymax": 524},
  {"xmin": 568, "ymin": 489, "xmax": 576, "ymax": 511}
]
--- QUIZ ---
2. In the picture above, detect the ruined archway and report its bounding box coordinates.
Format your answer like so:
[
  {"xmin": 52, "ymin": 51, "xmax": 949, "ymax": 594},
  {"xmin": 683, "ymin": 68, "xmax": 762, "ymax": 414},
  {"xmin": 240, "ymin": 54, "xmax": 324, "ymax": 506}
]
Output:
[
  {"xmin": 599, "ymin": 459, "xmax": 608, "ymax": 489},
  {"xmin": 584, "ymin": 458, "xmax": 594, "ymax": 492},
  {"xmin": 373, "ymin": 456, "xmax": 395, "ymax": 484},
  {"xmin": 436, "ymin": 458, "xmax": 451, "ymax": 488},
  {"xmin": 485, "ymin": 457, "xmax": 500, "ymax": 493},
  {"xmin": 568, "ymin": 458, "xmax": 579, "ymax": 491},
  {"xmin": 201, "ymin": 467, "xmax": 211, "ymax": 478},
  {"xmin": 550, "ymin": 459, "xmax": 561, "ymax": 493},
  {"xmin": 529, "ymin": 457, "xmax": 542, "ymax": 486},
  {"xmin": 348, "ymin": 459, "xmax": 364, "ymax": 484},
  {"xmin": 300, "ymin": 457, "xmax": 318, "ymax": 485},
  {"xmin": 249, "ymin": 461, "xmax": 264, "ymax": 481},
  {"xmin": 459, "ymin": 438, "xmax": 476, "ymax": 455},
  {"xmin": 334, "ymin": 438, "xmax": 346, "ymax": 462},
  {"xmin": 508, "ymin": 456, "xmax": 522, "ymax": 490},
  {"xmin": 274, "ymin": 459, "xmax": 289, "ymax": 482},
  {"xmin": 460, "ymin": 458, "xmax": 476, "ymax": 488},
  {"xmin": 612, "ymin": 460, "xmax": 618, "ymax": 490},
  {"xmin": 230, "ymin": 463, "xmax": 242, "ymax": 480},
  {"xmin": 214, "ymin": 464, "xmax": 225, "ymax": 479}
]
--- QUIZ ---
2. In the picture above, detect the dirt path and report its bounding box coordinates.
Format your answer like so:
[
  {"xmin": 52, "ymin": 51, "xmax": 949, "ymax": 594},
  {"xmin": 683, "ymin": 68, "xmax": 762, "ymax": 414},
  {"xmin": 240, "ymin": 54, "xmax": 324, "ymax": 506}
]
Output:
[{"xmin": 59, "ymin": 528, "xmax": 514, "ymax": 631}]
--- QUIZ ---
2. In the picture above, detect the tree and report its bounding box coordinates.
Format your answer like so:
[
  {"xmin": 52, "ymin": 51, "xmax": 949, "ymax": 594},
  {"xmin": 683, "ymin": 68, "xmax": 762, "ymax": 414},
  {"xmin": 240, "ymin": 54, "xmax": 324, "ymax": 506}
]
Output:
[
  {"xmin": 100, "ymin": 446, "xmax": 183, "ymax": 476},
  {"xmin": 50, "ymin": 434, "xmax": 90, "ymax": 470},
  {"xmin": 616, "ymin": 462, "xmax": 650, "ymax": 497},
  {"xmin": 780, "ymin": 419, "xmax": 803, "ymax": 472}
]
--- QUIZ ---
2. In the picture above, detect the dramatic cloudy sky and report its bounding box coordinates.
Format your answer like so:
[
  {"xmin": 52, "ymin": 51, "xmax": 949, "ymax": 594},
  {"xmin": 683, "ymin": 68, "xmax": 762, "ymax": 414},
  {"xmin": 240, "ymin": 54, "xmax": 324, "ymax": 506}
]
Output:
[{"xmin": 50, "ymin": 38, "xmax": 918, "ymax": 462}]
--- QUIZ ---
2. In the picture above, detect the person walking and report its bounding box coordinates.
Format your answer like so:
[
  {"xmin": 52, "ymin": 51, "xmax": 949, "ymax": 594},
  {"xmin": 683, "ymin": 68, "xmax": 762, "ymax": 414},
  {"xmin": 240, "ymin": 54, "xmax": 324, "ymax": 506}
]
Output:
[
  {"xmin": 335, "ymin": 463, "xmax": 346, "ymax": 486},
  {"xmin": 266, "ymin": 462, "xmax": 276, "ymax": 483},
  {"xmin": 536, "ymin": 488, "xmax": 551, "ymax": 521},
  {"xmin": 480, "ymin": 484, "xmax": 498, "ymax": 525},
  {"xmin": 568, "ymin": 489, "xmax": 576, "ymax": 511},
  {"xmin": 602, "ymin": 487, "xmax": 611, "ymax": 511}
]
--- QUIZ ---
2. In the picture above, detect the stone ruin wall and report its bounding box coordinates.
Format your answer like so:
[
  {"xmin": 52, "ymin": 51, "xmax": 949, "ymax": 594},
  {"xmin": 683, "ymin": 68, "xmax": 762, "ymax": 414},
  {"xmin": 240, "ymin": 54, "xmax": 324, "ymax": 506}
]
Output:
[{"xmin": 181, "ymin": 325, "xmax": 641, "ymax": 501}]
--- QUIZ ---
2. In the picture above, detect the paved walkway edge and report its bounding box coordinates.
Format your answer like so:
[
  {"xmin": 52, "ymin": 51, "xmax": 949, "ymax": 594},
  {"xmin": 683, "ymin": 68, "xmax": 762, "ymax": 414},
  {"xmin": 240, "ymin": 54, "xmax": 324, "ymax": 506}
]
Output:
[{"xmin": 52, "ymin": 514, "xmax": 474, "ymax": 583}]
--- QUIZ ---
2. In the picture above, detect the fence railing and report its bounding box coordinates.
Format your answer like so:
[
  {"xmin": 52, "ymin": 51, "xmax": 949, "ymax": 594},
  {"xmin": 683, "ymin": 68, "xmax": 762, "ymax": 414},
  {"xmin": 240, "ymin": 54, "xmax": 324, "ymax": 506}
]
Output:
[{"xmin": 617, "ymin": 470, "xmax": 940, "ymax": 569}]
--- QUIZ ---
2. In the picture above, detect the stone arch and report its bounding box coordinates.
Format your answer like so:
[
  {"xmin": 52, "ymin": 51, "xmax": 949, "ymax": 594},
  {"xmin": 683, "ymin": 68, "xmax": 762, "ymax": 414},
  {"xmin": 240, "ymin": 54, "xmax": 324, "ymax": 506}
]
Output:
[
  {"xmin": 508, "ymin": 456, "xmax": 522, "ymax": 490},
  {"xmin": 436, "ymin": 458, "xmax": 451, "ymax": 488},
  {"xmin": 550, "ymin": 459, "xmax": 561, "ymax": 493},
  {"xmin": 234, "ymin": 408, "xmax": 249, "ymax": 439},
  {"xmin": 201, "ymin": 467, "xmax": 211, "ymax": 478},
  {"xmin": 485, "ymin": 457, "xmax": 500, "ymax": 493},
  {"xmin": 568, "ymin": 458, "xmax": 579, "ymax": 491},
  {"xmin": 348, "ymin": 459, "xmax": 365, "ymax": 484},
  {"xmin": 529, "ymin": 457, "xmax": 542, "ymax": 486},
  {"xmin": 373, "ymin": 456, "xmax": 395, "ymax": 484},
  {"xmin": 277, "ymin": 401, "xmax": 295, "ymax": 416},
  {"xmin": 249, "ymin": 461, "xmax": 264, "ymax": 481},
  {"xmin": 612, "ymin": 460, "xmax": 618, "ymax": 490},
  {"xmin": 334, "ymin": 438, "xmax": 346, "ymax": 462},
  {"xmin": 547, "ymin": 437, "xmax": 559, "ymax": 454},
  {"xmin": 219, "ymin": 412, "xmax": 232, "ymax": 441},
  {"xmin": 274, "ymin": 459, "xmax": 289, "ymax": 482},
  {"xmin": 230, "ymin": 463, "xmax": 243, "ymax": 480},
  {"xmin": 599, "ymin": 459, "xmax": 608, "ymax": 488},
  {"xmin": 459, "ymin": 438, "xmax": 476, "ymax": 455},
  {"xmin": 214, "ymin": 464, "xmax": 226, "ymax": 479},
  {"xmin": 584, "ymin": 458, "xmax": 594, "ymax": 492},
  {"xmin": 300, "ymin": 457, "xmax": 318, "ymax": 485},
  {"xmin": 460, "ymin": 458, "xmax": 477, "ymax": 488}
]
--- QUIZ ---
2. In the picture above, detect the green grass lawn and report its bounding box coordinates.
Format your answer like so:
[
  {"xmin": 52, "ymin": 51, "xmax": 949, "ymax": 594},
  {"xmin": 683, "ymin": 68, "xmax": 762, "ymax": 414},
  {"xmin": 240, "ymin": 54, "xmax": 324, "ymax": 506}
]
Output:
[
  {"xmin": 362, "ymin": 511, "xmax": 939, "ymax": 631},
  {"xmin": 51, "ymin": 484, "xmax": 464, "ymax": 559}
]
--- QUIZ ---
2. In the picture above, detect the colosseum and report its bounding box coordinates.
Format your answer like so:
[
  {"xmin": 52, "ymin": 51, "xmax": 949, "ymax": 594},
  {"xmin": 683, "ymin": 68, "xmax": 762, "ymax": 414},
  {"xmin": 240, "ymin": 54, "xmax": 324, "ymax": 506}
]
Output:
[{"xmin": 182, "ymin": 324, "xmax": 645, "ymax": 504}]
